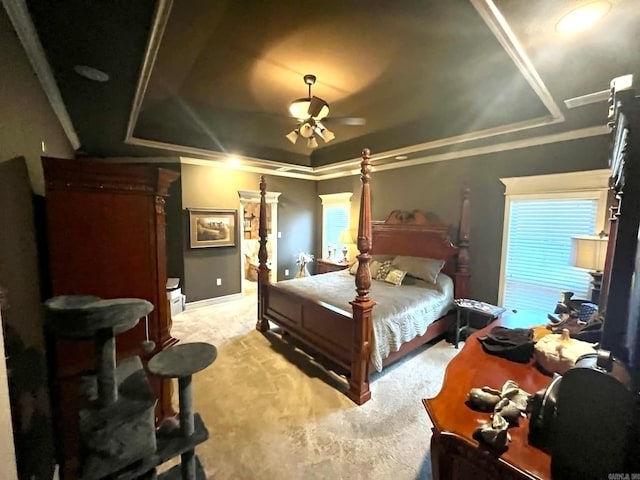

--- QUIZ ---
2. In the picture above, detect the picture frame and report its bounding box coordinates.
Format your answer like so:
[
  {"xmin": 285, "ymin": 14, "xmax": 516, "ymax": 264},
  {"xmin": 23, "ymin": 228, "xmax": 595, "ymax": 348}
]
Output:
[{"xmin": 188, "ymin": 208, "xmax": 237, "ymax": 248}]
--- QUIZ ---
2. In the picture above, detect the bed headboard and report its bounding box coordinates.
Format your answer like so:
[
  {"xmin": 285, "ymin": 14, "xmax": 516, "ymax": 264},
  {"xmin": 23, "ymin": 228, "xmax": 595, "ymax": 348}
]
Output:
[{"xmin": 371, "ymin": 210, "xmax": 459, "ymax": 277}]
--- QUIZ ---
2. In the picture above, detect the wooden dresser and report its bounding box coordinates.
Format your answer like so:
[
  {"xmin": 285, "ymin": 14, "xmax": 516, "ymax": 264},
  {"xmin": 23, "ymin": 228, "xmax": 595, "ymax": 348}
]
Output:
[
  {"xmin": 42, "ymin": 158, "xmax": 180, "ymax": 479},
  {"xmin": 423, "ymin": 312, "xmax": 552, "ymax": 480}
]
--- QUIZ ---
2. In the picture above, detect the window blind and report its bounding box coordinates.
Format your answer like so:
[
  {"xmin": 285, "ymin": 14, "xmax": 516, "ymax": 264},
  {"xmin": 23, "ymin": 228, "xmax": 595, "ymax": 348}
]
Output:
[
  {"xmin": 502, "ymin": 197, "xmax": 598, "ymax": 314},
  {"xmin": 323, "ymin": 204, "xmax": 349, "ymax": 257}
]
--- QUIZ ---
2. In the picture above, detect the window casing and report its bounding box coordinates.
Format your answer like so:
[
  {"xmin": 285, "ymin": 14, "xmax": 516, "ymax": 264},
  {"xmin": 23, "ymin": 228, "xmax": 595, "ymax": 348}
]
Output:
[
  {"xmin": 319, "ymin": 193, "xmax": 352, "ymax": 259},
  {"xmin": 499, "ymin": 170, "xmax": 610, "ymax": 314}
]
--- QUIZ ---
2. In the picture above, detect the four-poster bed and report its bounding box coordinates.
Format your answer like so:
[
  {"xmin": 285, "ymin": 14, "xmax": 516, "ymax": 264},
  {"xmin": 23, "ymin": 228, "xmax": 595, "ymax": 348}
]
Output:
[{"xmin": 255, "ymin": 148, "xmax": 471, "ymax": 404}]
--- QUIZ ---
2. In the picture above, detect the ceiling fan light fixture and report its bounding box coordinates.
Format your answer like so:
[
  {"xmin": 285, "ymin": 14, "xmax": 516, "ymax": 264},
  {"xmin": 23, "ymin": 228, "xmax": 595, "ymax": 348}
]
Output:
[
  {"xmin": 319, "ymin": 127, "xmax": 335, "ymax": 143},
  {"xmin": 289, "ymin": 98, "xmax": 311, "ymax": 120},
  {"xmin": 311, "ymin": 100, "xmax": 330, "ymax": 121},
  {"xmin": 287, "ymin": 74, "xmax": 340, "ymax": 148},
  {"xmin": 555, "ymin": 1, "xmax": 611, "ymax": 34},
  {"xmin": 285, "ymin": 129, "xmax": 299, "ymax": 144},
  {"xmin": 299, "ymin": 122, "xmax": 314, "ymax": 138}
]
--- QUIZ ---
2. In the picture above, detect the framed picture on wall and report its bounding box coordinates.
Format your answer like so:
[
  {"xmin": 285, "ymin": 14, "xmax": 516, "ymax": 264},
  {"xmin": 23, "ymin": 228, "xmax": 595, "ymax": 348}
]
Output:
[{"xmin": 188, "ymin": 208, "xmax": 237, "ymax": 248}]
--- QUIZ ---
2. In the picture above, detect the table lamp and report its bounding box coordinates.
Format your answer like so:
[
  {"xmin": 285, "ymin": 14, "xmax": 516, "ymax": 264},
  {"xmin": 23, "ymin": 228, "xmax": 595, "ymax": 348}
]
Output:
[
  {"xmin": 571, "ymin": 232, "xmax": 608, "ymax": 303},
  {"xmin": 339, "ymin": 229, "xmax": 354, "ymax": 263}
]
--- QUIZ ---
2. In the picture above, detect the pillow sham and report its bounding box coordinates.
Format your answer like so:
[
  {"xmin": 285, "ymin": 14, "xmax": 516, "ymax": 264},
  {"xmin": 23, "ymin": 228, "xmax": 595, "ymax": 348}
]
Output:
[
  {"xmin": 384, "ymin": 268, "xmax": 408, "ymax": 286},
  {"xmin": 392, "ymin": 255, "xmax": 445, "ymax": 284},
  {"xmin": 374, "ymin": 260, "xmax": 393, "ymax": 281}
]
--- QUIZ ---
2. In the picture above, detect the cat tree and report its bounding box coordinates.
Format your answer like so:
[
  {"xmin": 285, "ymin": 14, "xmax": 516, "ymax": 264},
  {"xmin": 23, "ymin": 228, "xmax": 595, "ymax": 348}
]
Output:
[{"xmin": 44, "ymin": 295, "xmax": 216, "ymax": 479}]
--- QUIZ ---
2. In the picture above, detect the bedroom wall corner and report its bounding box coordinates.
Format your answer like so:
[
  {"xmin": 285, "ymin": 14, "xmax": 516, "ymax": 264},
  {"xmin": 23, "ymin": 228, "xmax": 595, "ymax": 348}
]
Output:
[{"xmin": 179, "ymin": 163, "xmax": 317, "ymax": 303}]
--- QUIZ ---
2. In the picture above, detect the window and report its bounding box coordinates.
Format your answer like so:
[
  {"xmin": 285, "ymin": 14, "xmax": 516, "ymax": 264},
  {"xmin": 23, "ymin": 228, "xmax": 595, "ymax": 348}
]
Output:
[
  {"xmin": 499, "ymin": 170, "xmax": 610, "ymax": 314},
  {"xmin": 319, "ymin": 193, "xmax": 352, "ymax": 259}
]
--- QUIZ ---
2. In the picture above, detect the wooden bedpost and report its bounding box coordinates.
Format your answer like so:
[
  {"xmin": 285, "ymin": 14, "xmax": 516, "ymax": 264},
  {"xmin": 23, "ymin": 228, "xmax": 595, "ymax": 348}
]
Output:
[
  {"xmin": 454, "ymin": 183, "xmax": 471, "ymax": 299},
  {"xmin": 256, "ymin": 175, "xmax": 270, "ymax": 332},
  {"xmin": 348, "ymin": 148, "xmax": 375, "ymax": 405}
]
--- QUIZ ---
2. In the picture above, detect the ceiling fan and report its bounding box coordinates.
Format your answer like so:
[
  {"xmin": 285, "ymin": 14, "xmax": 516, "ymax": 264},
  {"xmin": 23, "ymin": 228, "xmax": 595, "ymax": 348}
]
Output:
[{"xmin": 285, "ymin": 74, "xmax": 364, "ymax": 148}]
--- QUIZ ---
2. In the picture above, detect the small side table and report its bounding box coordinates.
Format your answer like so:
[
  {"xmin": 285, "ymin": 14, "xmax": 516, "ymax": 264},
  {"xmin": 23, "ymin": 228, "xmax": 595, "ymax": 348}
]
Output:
[{"xmin": 453, "ymin": 299, "xmax": 506, "ymax": 348}]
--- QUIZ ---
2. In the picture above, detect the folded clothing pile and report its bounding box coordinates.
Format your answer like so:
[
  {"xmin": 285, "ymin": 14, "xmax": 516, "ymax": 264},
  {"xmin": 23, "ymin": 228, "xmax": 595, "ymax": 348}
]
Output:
[
  {"xmin": 467, "ymin": 380, "xmax": 531, "ymax": 450},
  {"xmin": 477, "ymin": 326, "xmax": 535, "ymax": 363}
]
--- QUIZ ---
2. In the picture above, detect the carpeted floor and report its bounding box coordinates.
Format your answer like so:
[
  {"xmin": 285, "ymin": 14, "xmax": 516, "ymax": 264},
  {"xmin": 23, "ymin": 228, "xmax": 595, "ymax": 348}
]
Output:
[{"xmin": 169, "ymin": 294, "xmax": 460, "ymax": 479}]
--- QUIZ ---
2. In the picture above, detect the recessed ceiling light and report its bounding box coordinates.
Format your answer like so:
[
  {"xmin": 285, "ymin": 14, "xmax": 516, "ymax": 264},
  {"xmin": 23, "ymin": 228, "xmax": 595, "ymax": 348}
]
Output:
[
  {"xmin": 395, "ymin": 155, "xmax": 408, "ymax": 160},
  {"xmin": 74, "ymin": 65, "xmax": 110, "ymax": 82},
  {"xmin": 555, "ymin": 1, "xmax": 611, "ymax": 34}
]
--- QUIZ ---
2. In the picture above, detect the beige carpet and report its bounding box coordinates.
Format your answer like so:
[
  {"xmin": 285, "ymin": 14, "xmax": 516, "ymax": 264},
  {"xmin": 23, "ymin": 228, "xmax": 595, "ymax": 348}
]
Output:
[{"xmin": 169, "ymin": 294, "xmax": 459, "ymax": 479}]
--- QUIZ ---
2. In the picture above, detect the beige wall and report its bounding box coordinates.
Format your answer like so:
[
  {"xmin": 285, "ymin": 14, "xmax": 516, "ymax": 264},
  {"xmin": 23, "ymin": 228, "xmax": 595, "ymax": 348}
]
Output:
[
  {"xmin": 179, "ymin": 163, "xmax": 317, "ymax": 301},
  {"xmin": 0, "ymin": 7, "xmax": 75, "ymax": 477},
  {"xmin": 0, "ymin": 7, "xmax": 74, "ymax": 193}
]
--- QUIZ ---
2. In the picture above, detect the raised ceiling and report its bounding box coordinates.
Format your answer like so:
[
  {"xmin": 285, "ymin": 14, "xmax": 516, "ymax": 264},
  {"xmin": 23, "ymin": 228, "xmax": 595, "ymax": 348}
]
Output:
[{"xmin": 20, "ymin": 0, "xmax": 640, "ymax": 178}]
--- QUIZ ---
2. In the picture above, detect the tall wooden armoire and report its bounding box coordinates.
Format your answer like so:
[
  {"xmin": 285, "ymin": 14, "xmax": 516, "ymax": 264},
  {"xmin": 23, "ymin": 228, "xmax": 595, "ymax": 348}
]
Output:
[{"xmin": 42, "ymin": 157, "xmax": 180, "ymax": 479}]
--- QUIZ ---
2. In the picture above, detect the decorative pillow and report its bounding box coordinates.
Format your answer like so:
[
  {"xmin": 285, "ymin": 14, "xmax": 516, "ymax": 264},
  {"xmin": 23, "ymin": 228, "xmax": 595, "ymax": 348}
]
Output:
[
  {"xmin": 374, "ymin": 260, "xmax": 393, "ymax": 281},
  {"xmin": 392, "ymin": 255, "xmax": 445, "ymax": 284},
  {"xmin": 384, "ymin": 268, "xmax": 407, "ymax": 286}
]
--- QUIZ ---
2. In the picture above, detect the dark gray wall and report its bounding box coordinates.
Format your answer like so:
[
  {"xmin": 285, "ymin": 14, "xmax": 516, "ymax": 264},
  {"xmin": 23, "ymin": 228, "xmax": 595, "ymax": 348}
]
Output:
[
  {"xmin": 177, "ymin": 164, "xmax": 317, "ymax": 302},
  {"xmin": 319, "ymin": 135, "xmax": 610, "ymax": 304},
  {"xmin": 164, "ymin": 166, "xmax": 185, "ymax": 282}
]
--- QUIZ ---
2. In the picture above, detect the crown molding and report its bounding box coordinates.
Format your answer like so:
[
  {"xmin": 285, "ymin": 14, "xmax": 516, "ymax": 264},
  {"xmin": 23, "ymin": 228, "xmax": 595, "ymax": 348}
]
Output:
[
  {"xmin": 124, "ymin": 0, "xmax": 173, "ymax": 141},
  {"xmin": 2, "ymin": 0, "xmax": 80, "ymax": 149},
  {"xmin": 470, "ymin": 0, "xmax": 564, "ymax": 121},
  {"xmin": 108, "ymin": 124, "xmax": 609, "ymax": 181}
]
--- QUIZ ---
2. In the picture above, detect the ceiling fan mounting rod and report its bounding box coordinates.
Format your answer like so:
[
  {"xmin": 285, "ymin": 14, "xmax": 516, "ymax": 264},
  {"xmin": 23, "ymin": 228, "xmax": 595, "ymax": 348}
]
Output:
[{"xmin": 304, "ymin": 74, "xmax": 316, "ymax": 97}]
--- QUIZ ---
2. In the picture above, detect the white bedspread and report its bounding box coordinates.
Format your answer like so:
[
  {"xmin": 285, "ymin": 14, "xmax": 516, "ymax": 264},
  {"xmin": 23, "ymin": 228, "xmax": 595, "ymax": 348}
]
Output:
[{"xmin": 271, "ymin": 270, "xmax": 454, "ymax": 371}]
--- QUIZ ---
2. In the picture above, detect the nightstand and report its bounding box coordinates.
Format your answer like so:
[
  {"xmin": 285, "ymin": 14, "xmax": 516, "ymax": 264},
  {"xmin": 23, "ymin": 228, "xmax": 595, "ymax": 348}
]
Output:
[
  {"xmin": 316, "ymin": 258, "xmax": 350, "ymax": 274},
  {"xmin": 453, "ymin": 299, "xmax": 506, "ymax": 348}
]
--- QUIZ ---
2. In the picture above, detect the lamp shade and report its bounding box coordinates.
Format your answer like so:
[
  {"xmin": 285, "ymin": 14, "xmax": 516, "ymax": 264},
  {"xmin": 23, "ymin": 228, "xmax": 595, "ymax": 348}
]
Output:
[
  {"xmin": 571, "ymin": 235, "xmax": 608, "ymax": 271},
  {"xmin": 339, "ymin": 229, "xmax": 354, "ymax": 245}
]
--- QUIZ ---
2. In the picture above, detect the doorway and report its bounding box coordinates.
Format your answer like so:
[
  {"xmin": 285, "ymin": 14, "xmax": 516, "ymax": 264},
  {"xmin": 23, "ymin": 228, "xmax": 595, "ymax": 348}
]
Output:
[{"xmin": 238, "ymin": 190, "xmax": 281, "ymax": 295}]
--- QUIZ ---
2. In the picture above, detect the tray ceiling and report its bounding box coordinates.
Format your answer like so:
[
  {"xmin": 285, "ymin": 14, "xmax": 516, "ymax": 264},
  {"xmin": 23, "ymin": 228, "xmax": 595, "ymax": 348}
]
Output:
[{"xmin": 22, "ymin": 0, "xmax": 640, "ymax": 178}]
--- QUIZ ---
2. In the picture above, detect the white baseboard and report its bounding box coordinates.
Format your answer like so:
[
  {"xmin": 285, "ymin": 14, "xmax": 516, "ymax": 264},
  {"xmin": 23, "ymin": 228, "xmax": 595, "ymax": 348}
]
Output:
[{"xmin": 184, "ymin": 293, "xmax": 244, "ymax": 310}]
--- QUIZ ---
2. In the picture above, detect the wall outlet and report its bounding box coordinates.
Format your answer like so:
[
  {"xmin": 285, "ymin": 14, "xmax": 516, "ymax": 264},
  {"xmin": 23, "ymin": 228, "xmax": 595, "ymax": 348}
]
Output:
[
  {"xmin": 284, "ymin": 269, "xmax": 289, "ymax": 276},
  {"xmin": 216, "ymin": 278, "xmax": 222, "ymax": 286},
  {"xmin": 277, "ymin": 231, "xmax": 282, "ymax": 238}
]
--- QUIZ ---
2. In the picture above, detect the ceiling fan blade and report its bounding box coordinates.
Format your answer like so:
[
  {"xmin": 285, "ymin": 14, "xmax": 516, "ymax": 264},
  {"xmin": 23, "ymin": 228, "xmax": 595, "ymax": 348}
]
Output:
[
  {"xmin": 325, "ymin": 116, "xmax": 367, "ymax": 126},
  {"xmin": 307, "ymin": 96, "xmax": 326, "ymax": 118}
]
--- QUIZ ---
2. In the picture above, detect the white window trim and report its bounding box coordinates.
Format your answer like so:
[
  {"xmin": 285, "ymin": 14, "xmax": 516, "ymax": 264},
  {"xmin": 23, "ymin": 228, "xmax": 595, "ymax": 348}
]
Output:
[
  {"xmin": 319, "ymin": 192, "xmax": 352, "ymax": 258},
  {"xmin": 498, "ymin": 169, "xmax": 610, "ymax": 306},
  {"xmin": 319, "ymin": 192, "xmax": 353, "ymax": 206}
]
